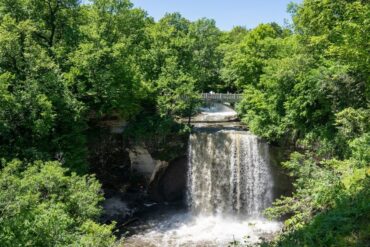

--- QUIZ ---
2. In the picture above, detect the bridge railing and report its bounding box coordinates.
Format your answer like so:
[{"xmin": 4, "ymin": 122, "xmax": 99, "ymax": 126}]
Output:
[
  {"xmin": 180, "ymin": 93, "xmax": 243, "ymax": 103},
  {"xmin": 201, "ymin": 93, "xmax": 243, "ymax": 102}
]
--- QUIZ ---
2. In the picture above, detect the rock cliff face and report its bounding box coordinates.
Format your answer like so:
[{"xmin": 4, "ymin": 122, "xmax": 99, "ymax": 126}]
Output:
[
  {"xmin": 88, "ymin": 125, "xmax": 188, "ymax": 205},
  {"xmin": 162, "ymin": 156, "xmax": 188, "ymax": 201},
  {"xmin": 149, "ymin": 156, "xmax": 188, "ymax": 202},
  {"xmin": 128, "ymin": 146, "xmax": 159, "ymax": 178},
  {"xmin": 128, "ymin": 145, "xmax": 187, "ymax": 202},
  {"xmin": 88, "ymin": 128, "xmax": 131, "ymax": 191}
]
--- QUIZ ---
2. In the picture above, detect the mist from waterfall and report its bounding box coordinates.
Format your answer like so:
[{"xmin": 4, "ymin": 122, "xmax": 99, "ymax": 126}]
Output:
[{"xmin": 188, "ymin": 130, "xmax": 274, "ymax": 218}]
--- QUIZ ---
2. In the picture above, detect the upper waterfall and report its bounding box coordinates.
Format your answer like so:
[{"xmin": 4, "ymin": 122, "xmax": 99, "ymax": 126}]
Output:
[{"xmin": 192, "ymin": 103, "xmax": 238, "ymax": 123}]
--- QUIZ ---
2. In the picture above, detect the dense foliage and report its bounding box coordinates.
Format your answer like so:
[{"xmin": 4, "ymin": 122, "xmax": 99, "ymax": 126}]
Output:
[
  {"xmin": 0, "ymin": 160, "xmax": 115, "ymax": 246},
  {"xmin": 0, "ymin": 0, "xmax": 368, "ymax": 245}
]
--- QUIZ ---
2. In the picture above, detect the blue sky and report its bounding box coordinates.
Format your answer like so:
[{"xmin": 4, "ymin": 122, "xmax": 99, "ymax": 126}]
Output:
[{"xmin": 130, "ymin": 0, "xmax": 302, "ymax": 30}]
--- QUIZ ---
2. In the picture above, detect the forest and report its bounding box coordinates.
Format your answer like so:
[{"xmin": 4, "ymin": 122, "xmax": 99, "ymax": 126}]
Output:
[{"xmin": 0, "ymin": 0, "xmax": 369, "ymax": 246}]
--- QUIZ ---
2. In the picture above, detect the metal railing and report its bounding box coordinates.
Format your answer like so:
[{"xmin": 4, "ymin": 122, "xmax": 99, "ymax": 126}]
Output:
[
  {"xmin": 180, "ymin": 93, "xmax": 243, "ymax": 103},
  {"xmin": 201, "ymin": 93, "xmax": 243, "ymax": 103}
]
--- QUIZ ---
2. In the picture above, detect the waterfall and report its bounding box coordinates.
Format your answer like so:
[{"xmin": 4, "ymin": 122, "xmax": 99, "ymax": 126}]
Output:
[
  {"xmin": 187, "ymin": 130, "xmax": 274, "ymax": 218},
  {"xmin": 125, "ymin": 106, "xmax": 284, "ymax": 247}
]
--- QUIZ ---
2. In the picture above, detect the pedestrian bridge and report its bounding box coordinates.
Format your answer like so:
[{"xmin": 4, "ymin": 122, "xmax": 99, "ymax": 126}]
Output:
[{"xmin": 182, "ymin": 93, "xmax": 243, "ymax": 103}]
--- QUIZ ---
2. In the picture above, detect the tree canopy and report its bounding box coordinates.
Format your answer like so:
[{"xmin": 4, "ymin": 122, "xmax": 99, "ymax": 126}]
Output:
[{"xmin": 0, "ymin": 160, "xmax": 115, "ymax": 247}]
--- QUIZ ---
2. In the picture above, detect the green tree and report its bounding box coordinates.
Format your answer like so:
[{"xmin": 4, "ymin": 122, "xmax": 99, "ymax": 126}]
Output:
[
  {"xmin": 291, "ymin": 0, "xmax": 370, "ymax": 97},
  {"xmin": 0, "ymin": 0, "xmax": 83, "ymax": 63},
  {"xmin": 143, "ymin": 13, "xmax": 202, "ymax": 118},
  {"xmin": 188, "ymin": 18, "xmax": 222, "ymax": 92},
  {"xmin": 0, "ymin": 12, "xmax": 87, "ymax": 172},
  {"xmin": 144, "ymin": 12, "xmax": 192, "ymax": 85},
  {"xmin": 221, "ymin": 23, "xmax": 289, "ymax": 91},
  {"xmin": 155, "ymin": 57, "xmax": 200, "ymax": 118},
  {"xmin": 0, "ymin": 160, "xmax": 115, "ymax": 247},
  {"xmin": 67, "ymin": 0, "xmax": 151, "ymax": 118}
]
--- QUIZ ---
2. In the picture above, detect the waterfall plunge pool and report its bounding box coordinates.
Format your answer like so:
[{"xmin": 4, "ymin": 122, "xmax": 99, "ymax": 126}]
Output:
[{"xmin": 123, "ymin": 210, "xmax": 282, "ymax": 247}]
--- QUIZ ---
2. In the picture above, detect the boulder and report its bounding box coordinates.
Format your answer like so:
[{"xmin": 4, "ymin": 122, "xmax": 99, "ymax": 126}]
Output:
[
  {"xmin": 148, "ymin": 156, "xmax": 188, "ymax": 202},
  {"xmin": 128, "ymin": 145, "xmax": 188, "ymax": 202},
  {"xmin": 148, "ymin": 160, "xmax": 169, "ymax": 201},
  {"xmin": 160, "ymin": 156, "xmax": 188, "ymax": 201}
]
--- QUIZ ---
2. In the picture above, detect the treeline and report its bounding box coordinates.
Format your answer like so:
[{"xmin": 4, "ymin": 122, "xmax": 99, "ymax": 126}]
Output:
[{"xmin": 0, "ymin": 0, "xmax": 369, "ymax": 246}]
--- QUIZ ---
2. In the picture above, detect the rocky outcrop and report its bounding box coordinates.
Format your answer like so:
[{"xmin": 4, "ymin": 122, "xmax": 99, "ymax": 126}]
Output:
[
  {"xmin": 159, "ymin": 156, "xmax": 187, "ymax": 201},
  {"xmin": 95, "ymin": 113, "xmax": 128, "ymax": 134},
  {"xmin": 128, "ymin": 146, "xmax": 158, "ymax": 178},
  {"xmin": 148, "ymin": 156, "xmax": 188, "ymax": 202},
  {"xmin": 148, "ymin": 160, "xmax": 169, "ymax": 201},
  {"xmin": 88, "ymin": 128, "xmax": 131, "ymax": 191},
  {"xmin": 128, "ymin": 146, "xmax": 187, "ymax": 202}
]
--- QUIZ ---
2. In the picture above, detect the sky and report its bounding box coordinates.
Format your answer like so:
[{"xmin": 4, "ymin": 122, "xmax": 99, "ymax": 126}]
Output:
[{"xmin": 130, "ymin": 0, "xmax": 302, "ymax": 30}]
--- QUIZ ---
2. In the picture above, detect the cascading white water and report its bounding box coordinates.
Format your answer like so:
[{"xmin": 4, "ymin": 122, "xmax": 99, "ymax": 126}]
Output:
[
  {"xmin": 188, "ymin": 130, "xmax": 274, "ymax": 218},
  {"xmin": 124, "ymin": 105, "xmax": 282, "ymax": 247}
]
